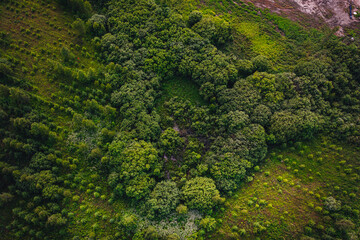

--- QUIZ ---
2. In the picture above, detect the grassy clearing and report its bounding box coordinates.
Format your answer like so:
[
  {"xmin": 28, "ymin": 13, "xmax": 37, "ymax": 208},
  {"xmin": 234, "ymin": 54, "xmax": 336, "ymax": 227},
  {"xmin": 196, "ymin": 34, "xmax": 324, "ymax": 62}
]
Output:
[
  {"xmin": 156, "ymin": 76, "xmax": 207, "ymax": 117},
  {"xmin": 211, "ymin": 138, "xmax": 360, "ymax": 239},
  {"xmin": 66, "ymin": 191, "xmax": 126, "ymax": 239},
  {"xmin": 161, "ymin": 77, "xmax": 206, "ymax": 105},
  {"xmin": 235, "ymin": 22, "xmax": 284, "ymax": 61}
]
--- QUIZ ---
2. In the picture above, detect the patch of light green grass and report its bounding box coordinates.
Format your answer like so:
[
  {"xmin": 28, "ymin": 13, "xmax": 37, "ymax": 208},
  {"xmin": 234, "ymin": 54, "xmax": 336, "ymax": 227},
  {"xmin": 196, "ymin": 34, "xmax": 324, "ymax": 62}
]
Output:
[{"xmin": 236, "ymin": 22, "xmax": 283, "ymax": 61}]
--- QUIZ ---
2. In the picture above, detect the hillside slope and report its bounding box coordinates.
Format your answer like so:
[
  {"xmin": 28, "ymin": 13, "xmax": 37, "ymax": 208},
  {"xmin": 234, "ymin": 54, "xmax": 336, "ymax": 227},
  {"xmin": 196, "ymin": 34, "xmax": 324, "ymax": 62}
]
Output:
[
  {"xmin": 0, "ymin": 0, "xmax": 360, "ymax": 239},
  {"xmin": 242, "ymin": 0, "xmax": 360, "ymax": 29}
]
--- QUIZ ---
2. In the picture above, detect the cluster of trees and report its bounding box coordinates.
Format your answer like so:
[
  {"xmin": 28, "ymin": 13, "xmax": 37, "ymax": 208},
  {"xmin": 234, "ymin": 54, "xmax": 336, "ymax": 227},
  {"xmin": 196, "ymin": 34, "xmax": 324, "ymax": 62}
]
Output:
[{"xmin": 88, "ymin": 0, "xmax": 360, "ymax": 223}]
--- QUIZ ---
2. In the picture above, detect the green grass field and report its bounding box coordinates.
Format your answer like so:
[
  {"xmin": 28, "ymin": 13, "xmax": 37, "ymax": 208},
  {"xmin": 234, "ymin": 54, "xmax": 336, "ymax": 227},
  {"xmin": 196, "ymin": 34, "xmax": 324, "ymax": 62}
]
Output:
[{"xmin": 211, "ymin": 138, "xmax": 360, "ymax": 239}]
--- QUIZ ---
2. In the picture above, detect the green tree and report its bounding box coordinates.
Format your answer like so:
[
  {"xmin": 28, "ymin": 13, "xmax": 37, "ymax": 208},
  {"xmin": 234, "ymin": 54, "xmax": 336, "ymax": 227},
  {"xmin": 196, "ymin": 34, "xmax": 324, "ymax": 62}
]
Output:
[
  {"xmin": 108, "ymin": 140, "xmax": 161, "ymax": 200},
  {"xmin": 324, "ymin": 196, "xmax": 341, "ymax": 211},
  {"xmin": 60, "ymin": 47, "xmax": 75, "ymax": 64},
  {"xmin": 210, "ymin": 152, "xmax": 251, "ymax": 192},
  {"xmin": 160, "ymin": 128, "xmax": 184, "ymax": 157},
  {"xmin": 269, "ymin": 110, "xmax": 322, "ymax": 143},
  {"xmin": 252, "ymin": 55, "xmax": 271, "ymax": 72},
  {"xmin": 247, "ymin": 72, "xmax": 284, "ymax": 103},
  {"xmin": 251, "ymin": 104, "xmax": 272, "ymax": 126},
  {"xmin": 181, "ymin": 177, "xmax": 223, "ymax": 212},
  {"xmin": 146, "ymin": 180, "xmax": 180, "ymax": 218},
  {"xmin": 72, "ymin": 18, "xmax": 86, "ymax": 36},
  {"xmin": 29, "ymin": 153, "xmax": 56, "ymax": 171},
  {"xmin": 87, "ymin": 14, "xmax": 107, "ymax": 36},
  {"xmin": 47, "ymin": 213, "xmax": 67, "ymax": 226},
  {"xmin": 219, "ymin": 110, "xmax": 249, "ymax": 134},
  {"xmin": 188, "ymin": 11, "xmax": 203, "ymax": 27},
  {"xmin": 0, "ymin": 192, "xmax": 14, "ymax": 207},
  {"xmin": 192, "ymin": 17, "xmax": 232, "ymax": 46},
  {"xmin": 236, "ymin": 59, "xmax": 254, "ymax": 77},
  {"xmin": 125, "ymin": 174, "xmax": 155, "ymax": 200}
]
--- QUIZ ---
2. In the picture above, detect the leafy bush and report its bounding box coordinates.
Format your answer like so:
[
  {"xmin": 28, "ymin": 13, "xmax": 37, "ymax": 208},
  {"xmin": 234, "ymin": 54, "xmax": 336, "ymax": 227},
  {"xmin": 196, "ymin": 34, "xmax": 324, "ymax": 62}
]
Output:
[
  {"xmin": 324, "ymin": 196, "xmax": 341, "ymax": 211},
  {"xmin": 200, "ymin": 216, "xmax": 217, "ymax": 232}
]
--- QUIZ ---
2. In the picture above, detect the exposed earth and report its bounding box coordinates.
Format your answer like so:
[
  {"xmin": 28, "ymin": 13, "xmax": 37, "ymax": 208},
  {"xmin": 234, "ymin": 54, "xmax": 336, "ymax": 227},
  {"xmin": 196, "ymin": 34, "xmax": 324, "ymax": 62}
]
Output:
[{"xmin": 242, "ymin": 0, "xmax": 360, "ymax": 29}]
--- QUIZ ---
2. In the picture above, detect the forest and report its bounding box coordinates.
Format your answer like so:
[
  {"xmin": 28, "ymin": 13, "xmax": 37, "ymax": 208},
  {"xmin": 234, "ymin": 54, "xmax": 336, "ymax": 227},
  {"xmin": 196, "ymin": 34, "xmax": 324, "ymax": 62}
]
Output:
[{"xmin": 0, "ymin": 0, "xmax": 359, "ymax": 239}]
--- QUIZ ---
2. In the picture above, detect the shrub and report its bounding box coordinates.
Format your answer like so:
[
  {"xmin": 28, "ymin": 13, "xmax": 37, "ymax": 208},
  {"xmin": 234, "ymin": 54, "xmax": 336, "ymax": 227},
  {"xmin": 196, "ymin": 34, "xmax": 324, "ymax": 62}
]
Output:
[
  {"xmin": 259, "ymin": 199, "xmax": 266, "ymax": 205},
  {"xmin": 335, "ymin": 219, "xmax": 355, "ymax": 231},
  {"xmin": 324, "ymin": 197, "xmax": 341, "ymax": 211},
  {"xmin": 314, "ymin": 206, "xmax": 322, "ymax": 212},
  {"xmin": 176, "ymin": 204, "xmax": 188, "ymax": 215},
  {"xmin": 0, "ymin": 192, "xmax": 14, "ymax": 206},
  {"xmin": 200, "ymin": 216, "xmax": 217, "ymax": 232},
  {"xmin": 72, "ymin": 195, "xmax": 80, "ymax": 202},
  {"xmin": 229, "ymin": 225, "xmax": 238, "ymax": 233},
  {"xmin": 120, "ymin": 213, "xmax": 137, "ymax": 233},
  {"xmin": 166, "ymin": 233, "xmax": 180, "ymax": 240},
  {"xmin": 94, "ymin": 211, "xmax": 102, "ymax": 219},
  {"xmin": 308, "ymin": 220, "xmax": 316, "ymax": 227},
  {"xmin": 304, "ymin": 226, "xmax": 312, "ymax": 234}
]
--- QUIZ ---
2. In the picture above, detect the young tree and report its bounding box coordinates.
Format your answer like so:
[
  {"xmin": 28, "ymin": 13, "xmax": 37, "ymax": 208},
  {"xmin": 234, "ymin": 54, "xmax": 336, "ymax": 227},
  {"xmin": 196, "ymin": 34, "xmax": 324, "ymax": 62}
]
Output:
[{"xmin": 72, "ymin": 18, "xmax": 86, "ymax": 36}]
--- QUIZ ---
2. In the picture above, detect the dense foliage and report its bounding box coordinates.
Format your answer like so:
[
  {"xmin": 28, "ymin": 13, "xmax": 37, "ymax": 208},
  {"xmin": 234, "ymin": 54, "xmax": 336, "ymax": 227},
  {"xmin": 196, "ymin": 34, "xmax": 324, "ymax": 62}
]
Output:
[{"xmin": 0, "ymin": 0, "xmax": 359, "ymax": 239}]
